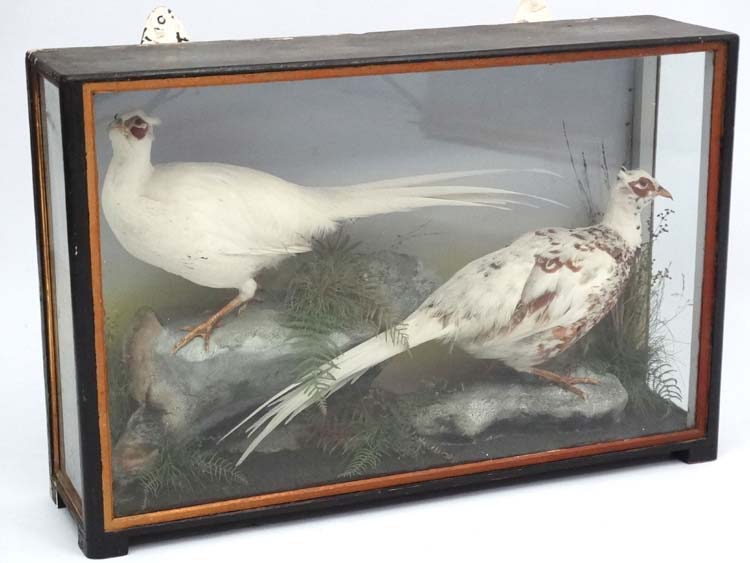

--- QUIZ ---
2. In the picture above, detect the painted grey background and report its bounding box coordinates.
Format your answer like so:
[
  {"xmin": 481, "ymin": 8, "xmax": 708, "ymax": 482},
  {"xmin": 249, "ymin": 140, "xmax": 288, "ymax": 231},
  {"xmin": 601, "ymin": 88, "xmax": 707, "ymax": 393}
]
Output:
[
  {"xmin": 91, "ymin": 56, "xmax": 701, "ymax": 416},
  {"xmin": 0, "ymin": 2, "xmax": 746, "ymax": 562}
]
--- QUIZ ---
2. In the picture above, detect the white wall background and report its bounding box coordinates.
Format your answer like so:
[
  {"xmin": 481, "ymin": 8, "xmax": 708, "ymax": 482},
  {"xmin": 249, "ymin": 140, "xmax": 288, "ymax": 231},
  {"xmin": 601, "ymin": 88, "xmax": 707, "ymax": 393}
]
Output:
[{"xmin": 0, "ymin": 2, "xmax": 747, "ymax": 561}]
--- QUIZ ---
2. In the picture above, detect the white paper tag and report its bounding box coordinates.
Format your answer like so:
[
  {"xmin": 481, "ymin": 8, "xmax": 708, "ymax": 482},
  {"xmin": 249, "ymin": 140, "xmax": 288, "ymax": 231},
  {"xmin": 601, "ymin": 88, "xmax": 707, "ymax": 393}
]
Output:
[
  {"xmin": 513, "ymin": 0, "xmax": 552, "ymax": 23},
  {"xmin": 140, "ymin": 6, "xmax": 190, "ymax": 45}
]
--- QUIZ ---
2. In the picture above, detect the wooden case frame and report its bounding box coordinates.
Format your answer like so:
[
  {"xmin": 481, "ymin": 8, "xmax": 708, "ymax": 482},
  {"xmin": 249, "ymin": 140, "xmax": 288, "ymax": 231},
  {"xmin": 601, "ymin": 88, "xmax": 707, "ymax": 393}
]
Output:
[{"xmin": 26, "ymin": 16, "xmax": 737, "ymax": 558}]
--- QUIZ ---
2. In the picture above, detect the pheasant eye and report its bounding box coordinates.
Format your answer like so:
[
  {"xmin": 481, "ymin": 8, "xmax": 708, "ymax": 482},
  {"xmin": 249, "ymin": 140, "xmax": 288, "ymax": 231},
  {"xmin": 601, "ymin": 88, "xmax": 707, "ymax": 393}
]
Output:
[
  {"xmin": 628, "ymin": 177, "xmax": 653, "ymax": 198},
  {"xmin": 157, "ymin": 15, "xmax": 166, "ymax": 24}
]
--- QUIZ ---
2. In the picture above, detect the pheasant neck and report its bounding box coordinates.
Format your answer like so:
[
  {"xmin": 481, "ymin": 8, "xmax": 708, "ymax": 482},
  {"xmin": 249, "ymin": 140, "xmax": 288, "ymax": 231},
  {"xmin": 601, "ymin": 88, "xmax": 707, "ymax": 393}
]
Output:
[
  {"xmin": 601, "ymin": 196, "xmax": 644, "ymax": 250},
  {"xmin": 106, "ymin": 141, "xmax": 154, "ymax": 196}
]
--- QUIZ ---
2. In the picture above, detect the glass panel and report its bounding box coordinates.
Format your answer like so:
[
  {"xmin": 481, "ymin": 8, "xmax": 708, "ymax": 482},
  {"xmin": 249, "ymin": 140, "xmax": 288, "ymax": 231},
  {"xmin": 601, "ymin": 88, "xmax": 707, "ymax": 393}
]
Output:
[
  {"xmin": 91, "ymin": 53, "xmax": 713, "ymax": 517},
  {"xmin": 653, "ymin": 52, "xmax": 713, "ymax": 425},
  {"xmin": 43, "ymin": 78, "xmax": 83, "ymax": 496}
]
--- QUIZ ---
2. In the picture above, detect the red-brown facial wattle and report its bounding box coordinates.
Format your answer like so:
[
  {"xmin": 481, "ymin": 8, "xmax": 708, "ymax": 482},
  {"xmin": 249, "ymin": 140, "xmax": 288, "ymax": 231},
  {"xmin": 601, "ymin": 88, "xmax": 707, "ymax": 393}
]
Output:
[
  {"xmin": 628, "ymin": 177, "xmax": 655, "ymax": 198},
  {"xmin": 130, "ymin": 125, "xmax": 148, "ymax": 140}
]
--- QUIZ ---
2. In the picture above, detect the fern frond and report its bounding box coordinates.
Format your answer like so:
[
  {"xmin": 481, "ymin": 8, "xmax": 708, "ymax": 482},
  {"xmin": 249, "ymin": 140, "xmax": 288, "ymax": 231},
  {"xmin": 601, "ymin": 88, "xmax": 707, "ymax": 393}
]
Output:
[
  {"xmin": 190, "ymin": 451, "xmax": 248, "ymax": 485},
  {"xmin": 339, "ymin": 442, "xmax": 383, "ymax": 478}
]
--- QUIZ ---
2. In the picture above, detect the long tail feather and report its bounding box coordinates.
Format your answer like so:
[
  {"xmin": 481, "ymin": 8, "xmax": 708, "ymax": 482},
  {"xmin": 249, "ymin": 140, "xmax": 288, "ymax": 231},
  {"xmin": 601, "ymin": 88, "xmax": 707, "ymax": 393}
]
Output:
[
  {"xmin": 374, "ymin": 184, "xmax": 564, "ymax": 207},
  {"xmin": 343, "ymin": 168, "xmax": 561, "ymax": 190},
  {"xmin": 222, "ymin": 312, "xmax": 449, "ymax": 465},
  {"xmin": 319, "ymin": 168, "xmax": 565, "ymax": 220},
  {"xmin": 325, "ymin": 183, "xmax": 563, "ymax": 220}
]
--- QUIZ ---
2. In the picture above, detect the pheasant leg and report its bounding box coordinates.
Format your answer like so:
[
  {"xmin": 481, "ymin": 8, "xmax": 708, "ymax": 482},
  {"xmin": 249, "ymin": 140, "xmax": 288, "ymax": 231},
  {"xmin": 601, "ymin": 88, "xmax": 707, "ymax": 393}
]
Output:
[
  {"xmin": 172, "ymin": 295, "xmax": 248, "ymax": 354},
  {"xmin": 527, "ymin": 367, "xmax": 599, "ymax": 399}
]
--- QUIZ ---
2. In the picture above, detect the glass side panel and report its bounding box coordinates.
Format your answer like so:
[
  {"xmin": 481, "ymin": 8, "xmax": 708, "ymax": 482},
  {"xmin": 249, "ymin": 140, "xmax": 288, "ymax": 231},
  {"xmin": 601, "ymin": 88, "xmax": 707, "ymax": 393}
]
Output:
[
  {"xmin": 43, "ymin": 78, "xmax": 83, "ymax": 496},
  {"xmin": 90, "ymin": 54, "xmax": 713, "ymax": 517},
  {"xmin": 653, "ymin": 51, "xmax": 713, "ymax": 425}
]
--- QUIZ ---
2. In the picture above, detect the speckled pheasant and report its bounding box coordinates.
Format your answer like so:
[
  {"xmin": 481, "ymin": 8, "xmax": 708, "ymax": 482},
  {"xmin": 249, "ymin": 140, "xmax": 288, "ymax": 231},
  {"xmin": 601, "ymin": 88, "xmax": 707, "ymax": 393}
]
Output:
[{"xmin": 223, "ymin": 168, "xmax": 672, "ymax": 464}]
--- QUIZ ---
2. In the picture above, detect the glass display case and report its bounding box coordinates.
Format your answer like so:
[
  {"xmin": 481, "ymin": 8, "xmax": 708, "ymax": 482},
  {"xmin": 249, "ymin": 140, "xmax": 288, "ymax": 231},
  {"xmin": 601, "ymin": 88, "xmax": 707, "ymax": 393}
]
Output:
[{"xmin": 26, "ymin": 16, "xmax": 737, "ymax": 558}]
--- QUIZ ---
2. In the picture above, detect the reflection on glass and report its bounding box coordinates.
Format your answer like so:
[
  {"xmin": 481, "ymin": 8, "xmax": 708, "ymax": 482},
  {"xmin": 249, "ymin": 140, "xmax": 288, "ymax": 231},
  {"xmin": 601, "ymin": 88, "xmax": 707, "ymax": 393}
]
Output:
[
  {"xmin": 92, "ymin": 55, "xmax": 711, "ymax": 517},
  {"xmin": 43, "ymin": 78, "xmax": 83, "ymax": 495}
]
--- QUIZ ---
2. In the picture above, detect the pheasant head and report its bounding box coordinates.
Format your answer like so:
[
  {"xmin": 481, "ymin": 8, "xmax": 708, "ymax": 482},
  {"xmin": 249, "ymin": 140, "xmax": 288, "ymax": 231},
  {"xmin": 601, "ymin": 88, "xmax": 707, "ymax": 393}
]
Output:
[
  {"xmin": 602, "ymin": 168, "xmax": 673, "ymax": 248},
  {"xmin": 108, "ymin": 110, "xmax": 161, "ymax": 159},
  {"xmin": 614, "ymin": 168, "xmax": 672, "ymax": 203}
]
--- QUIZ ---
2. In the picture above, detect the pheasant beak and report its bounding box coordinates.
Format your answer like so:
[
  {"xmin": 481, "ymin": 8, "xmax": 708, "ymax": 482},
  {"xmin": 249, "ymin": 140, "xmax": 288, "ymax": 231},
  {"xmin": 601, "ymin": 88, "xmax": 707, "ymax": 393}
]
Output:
[
  {"xmin": 656, "ymin": 186, "xmax": 673, "ymax": 200},
  {"xmin": 108, "ymin": 114, "xmax": 123, "ymax": 130}
]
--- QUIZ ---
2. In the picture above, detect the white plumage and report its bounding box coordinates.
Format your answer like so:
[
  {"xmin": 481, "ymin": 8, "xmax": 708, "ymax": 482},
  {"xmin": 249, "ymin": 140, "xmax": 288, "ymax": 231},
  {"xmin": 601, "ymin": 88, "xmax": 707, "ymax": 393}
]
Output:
[
  {"xmin": 224, "ymin": 168, "xmax": 673, "ymax": 465},
  {"xmin": 102, "ymin": 110, "xmax": 560, "ymax": 353}
]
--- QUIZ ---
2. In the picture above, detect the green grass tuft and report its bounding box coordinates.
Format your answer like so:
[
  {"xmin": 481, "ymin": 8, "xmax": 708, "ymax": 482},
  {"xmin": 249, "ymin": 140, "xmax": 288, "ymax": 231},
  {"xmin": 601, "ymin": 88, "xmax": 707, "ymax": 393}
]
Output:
[
  {"xmin": 282, "ymin": 231, "xmax": 409, "ymax": 406},
  {"xmin": 306, "ymin": 388, "xmax": 453, "ymax": 479},
  {"xmin": 137, "ymin": 438, "xmax": 248, "ymax": 511}
]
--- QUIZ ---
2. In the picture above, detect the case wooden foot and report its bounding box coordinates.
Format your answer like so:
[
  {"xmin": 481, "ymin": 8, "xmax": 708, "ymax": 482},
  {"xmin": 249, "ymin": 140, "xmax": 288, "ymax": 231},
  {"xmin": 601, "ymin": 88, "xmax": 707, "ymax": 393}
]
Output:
[
  {"xmin": 78, "ymin": 528, "xmax": 129, "ymax": 559},
  {"xmin": 50, "ymin": 483, "xmax": 66, "ymax": 509},
  {"xmin": 674, "ymin": 441, "xmax": 718, "ymax": 464}
]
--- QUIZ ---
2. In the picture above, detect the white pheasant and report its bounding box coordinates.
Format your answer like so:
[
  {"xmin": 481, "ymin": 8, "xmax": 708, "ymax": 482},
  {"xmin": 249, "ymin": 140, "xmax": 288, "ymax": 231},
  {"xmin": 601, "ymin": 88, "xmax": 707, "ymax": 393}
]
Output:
[
  {"xmin": 223, "ymin": 168, "xmax": 672, "ymax": 465},
  {"xmin": 103, "ymin": 110, "xmax": 560, "ymax": 353}
]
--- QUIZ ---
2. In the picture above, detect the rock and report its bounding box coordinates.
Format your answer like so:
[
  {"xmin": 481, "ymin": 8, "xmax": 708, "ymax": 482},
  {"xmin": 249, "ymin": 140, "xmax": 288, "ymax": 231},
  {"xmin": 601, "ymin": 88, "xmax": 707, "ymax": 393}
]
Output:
[
  {"xmin": 410, "ymin": 369, "xmax": 628, "ymax": 441},
  {"xmin": 169, "ymin": 249, "xmax": 439, "ymax": 364},
  {"xmin": 111, "ymin": 249, "xmax": 440, "ymax": 481}
]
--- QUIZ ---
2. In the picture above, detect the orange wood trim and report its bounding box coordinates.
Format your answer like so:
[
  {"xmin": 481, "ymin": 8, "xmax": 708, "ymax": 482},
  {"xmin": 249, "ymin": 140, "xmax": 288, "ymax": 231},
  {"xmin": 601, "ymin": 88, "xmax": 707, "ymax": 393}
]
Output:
[
  {"xmin": 33, "ymin": 74, "xmax": 63, "ymax": 476},
  {"xmin": 694, "ymin": 44, "xmax": 728, "ymax": 431},
  {"xmin": 54, "ymin": 469, "xmax": 84, "ymax": 524},
  {"xmin": 86, "ymin": 42, "xmax": 726, "ymax": 94},
  {"xmin": 82, "ymin": 82, "xmax": 115, "ymax": 529},
  {"xmin": 77, "ymin": 41, "xmax": 724, "ymax": 532}
]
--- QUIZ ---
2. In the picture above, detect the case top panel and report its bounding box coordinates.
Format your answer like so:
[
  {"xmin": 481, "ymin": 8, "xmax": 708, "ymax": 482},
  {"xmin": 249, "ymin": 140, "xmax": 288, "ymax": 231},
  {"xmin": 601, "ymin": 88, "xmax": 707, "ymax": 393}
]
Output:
[{"xmin": 28, "ymin": 16, "xmax": 734, "ymax": 83}]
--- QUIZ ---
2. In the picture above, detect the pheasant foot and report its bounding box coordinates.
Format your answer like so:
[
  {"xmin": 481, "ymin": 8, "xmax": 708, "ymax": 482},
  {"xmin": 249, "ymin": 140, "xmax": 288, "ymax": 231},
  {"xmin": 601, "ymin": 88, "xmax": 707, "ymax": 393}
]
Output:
[
  {"xmin": 172, "ymin": 295, "xmax": 248, "ymax": 354},
  {"xmin": 526, "ymin": 367, "xmax": 599, "ymax": 399}
]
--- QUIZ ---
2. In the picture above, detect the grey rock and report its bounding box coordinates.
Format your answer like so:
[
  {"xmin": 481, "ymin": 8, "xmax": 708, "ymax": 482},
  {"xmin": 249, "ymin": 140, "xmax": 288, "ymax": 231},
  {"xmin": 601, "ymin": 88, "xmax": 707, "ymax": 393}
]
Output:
[
  {"xmin": 411, "ymin": 370, "xmax": 628, "ymax": 441},
  {"xmin": 111, "ymin": 250, "xmax": 440, "ymax": 481}
]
